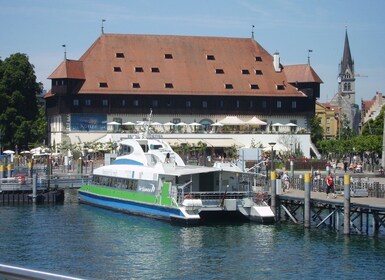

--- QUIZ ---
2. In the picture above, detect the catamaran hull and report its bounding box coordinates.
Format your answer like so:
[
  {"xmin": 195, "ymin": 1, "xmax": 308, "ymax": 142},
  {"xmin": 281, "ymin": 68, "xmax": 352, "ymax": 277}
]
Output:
[{"xmin": 78, "ymin": 191, "xmax": 200, "ymax": 225}]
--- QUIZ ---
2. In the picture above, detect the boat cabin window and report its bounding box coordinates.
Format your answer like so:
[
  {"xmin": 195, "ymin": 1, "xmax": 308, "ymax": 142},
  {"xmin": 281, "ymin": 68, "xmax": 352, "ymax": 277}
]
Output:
[
  {"xmin": 140, "ymin": 144, "xmax": 149, "ymax": 152},
  {"xmin": 118, "ymin": 144, "xmax": 133, "ymax": 156},
  {"xmin": 150, "ymin": 144, "xmax": 163, "ymax": 150}
]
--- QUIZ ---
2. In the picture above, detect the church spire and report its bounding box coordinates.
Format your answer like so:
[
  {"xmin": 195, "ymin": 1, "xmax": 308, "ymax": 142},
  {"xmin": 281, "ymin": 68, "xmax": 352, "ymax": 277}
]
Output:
[{"xmin": 339, "ymin": 28, "xmax": 354, "ymax": 75}]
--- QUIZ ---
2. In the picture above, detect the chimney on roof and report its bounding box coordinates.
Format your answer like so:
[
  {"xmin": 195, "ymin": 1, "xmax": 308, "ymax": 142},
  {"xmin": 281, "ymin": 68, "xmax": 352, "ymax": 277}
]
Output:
[{"xmin": 273, "ymin": 52, "xmax": 281, "ymax": 72}]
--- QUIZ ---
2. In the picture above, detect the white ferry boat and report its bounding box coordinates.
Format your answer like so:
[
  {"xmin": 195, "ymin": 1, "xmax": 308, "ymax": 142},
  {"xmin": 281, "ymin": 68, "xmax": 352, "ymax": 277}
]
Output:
[{"xmin": 79, "ymin": 113, "xmax": 275, "ymax": 224}]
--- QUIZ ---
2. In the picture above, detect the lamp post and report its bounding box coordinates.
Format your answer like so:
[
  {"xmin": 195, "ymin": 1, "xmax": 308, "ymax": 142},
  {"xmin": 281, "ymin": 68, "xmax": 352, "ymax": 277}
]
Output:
[{"xmin": 268, "ymin": 142, "xmax": 276, "ymax": 172}]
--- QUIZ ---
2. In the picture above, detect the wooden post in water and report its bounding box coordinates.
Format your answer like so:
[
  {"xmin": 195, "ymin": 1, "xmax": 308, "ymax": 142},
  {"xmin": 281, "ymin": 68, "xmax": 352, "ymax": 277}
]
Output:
[
  {"xmin": 304, "ymin": 173, "xmax": 311, "ymax": 228},
  {"xmin": 343, "ymin": 174, "xmax": 351, "ymax": 235},
  {"xmin": 32, "ymin": 173, "xmax": 37, "ymax": 204},
  {"xmin": 271, "ymin": 171, "xmax": 277, "ymax": 217}
]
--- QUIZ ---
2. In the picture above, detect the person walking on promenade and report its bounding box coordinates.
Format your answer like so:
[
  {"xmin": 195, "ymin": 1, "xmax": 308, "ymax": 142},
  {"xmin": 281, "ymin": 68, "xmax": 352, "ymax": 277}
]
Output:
[
  {"xmin": 326, "ymin": 173, "xmax": 337, "ymax": 199},
  {"xmin": 282, "ymin": 171, "xmax": 291, "ymax": 192}
]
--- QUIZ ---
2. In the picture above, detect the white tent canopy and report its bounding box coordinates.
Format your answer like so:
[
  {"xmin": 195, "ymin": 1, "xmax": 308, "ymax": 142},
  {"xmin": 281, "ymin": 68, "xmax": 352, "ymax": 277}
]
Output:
[
  {"xmin": 218, "ymin": 116, "xmax": 245, "ymax": 125},
  {"xmin": 122, "ymin": 121, "xmax": 135, "ymax": 125},
  {"xmin": 245, "ymin": 116, "xmax": 267, "ymax": 125}
]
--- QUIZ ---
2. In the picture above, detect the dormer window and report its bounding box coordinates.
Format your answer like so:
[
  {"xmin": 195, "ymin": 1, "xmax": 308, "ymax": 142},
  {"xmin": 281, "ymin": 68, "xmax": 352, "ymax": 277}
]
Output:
[
  {"xmin": 216, "ymin": 69, "xmax": 224, "ymax": 74},
  {"xmin": 151, "ymin": 67, "xmax": 160, "ymax": 73},
  {"xmin": 132, "ymin": 83, "xmax": 140, "ymax": 88},
  {"xmin": 135, "ymin": 67, "xmax": 144, "ymax": 72},
  {"xmin": 164, "ymin": 53, "xmax": 173, "ymax": 59},
  {"xmin": 225, "ymin": 84, "xmax": 233, "ymax": 89},
  {"xmin": 116, "ymin": 53, "xmax": 124, "ymax": 58},
  {"xmin": 250, "ymin": 84, "xmax": 259, "ymax": 90},
  {"xmin": 255, "ymin": 56, "xmax": 262, "ymax": 62},
  {"xmin": 114, "ymin": 67, "xmax": 122, "ymax": 72},
  {"xmin": 165, "ymin": 83, "xmax": 174, "ymax": 88},
  {"xmin": 242, "ymin": 69, "xmax": 250, "ymax": 75},
  {"xmin": 99, "ymin": 82, "xmax": 108, "ymax": 88},
  {"xmin": 207, "ymin": 55, "xmax": 215, "ymax": 60},
  {"xmin": 255, "ymin": 70, "xmax": 263, "ymax": 75},
  {"xmin": 277, "ymin": 85, "xmax": 285, "ymax": 90}
]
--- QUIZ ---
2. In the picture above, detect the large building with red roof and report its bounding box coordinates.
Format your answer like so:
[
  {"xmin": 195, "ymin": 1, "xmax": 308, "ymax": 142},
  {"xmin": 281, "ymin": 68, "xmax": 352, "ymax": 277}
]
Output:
[{"xmin": 45, "ymin": 33, "xmax": 322, "ymax": 151}]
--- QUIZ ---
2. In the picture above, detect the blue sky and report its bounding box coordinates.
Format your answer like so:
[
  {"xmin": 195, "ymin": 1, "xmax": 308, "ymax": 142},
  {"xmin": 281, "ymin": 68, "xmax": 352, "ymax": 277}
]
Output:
[{"xmin": 1, "ymin": 0, "xmax": 384, "ymax": 103}]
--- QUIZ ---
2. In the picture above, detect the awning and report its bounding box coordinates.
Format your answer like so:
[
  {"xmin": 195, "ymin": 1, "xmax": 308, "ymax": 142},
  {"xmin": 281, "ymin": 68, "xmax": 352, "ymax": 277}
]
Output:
[{"xmin": 203, "ymin": 139, "xmax": 244, "ymax": 148}]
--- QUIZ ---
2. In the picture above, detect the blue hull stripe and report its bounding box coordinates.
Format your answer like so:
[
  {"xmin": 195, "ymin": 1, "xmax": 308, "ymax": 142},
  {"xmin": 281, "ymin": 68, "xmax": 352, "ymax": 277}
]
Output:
[{"xmin": 79, "ymin": 191, "xmax": 185, "ymax": 220}]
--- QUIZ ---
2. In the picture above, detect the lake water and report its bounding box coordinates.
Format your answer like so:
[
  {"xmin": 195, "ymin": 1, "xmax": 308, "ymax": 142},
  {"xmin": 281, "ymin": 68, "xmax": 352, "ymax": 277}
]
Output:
[{"xmin": 0, "ymin": 189, "xmax": 384, "ymax": 280}]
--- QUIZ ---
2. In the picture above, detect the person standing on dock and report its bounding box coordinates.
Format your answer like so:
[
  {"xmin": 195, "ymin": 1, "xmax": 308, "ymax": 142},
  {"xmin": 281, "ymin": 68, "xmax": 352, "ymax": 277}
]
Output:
[{"xmin": 325, "ymin": 173, "xmax": 336, "ymax": 199}]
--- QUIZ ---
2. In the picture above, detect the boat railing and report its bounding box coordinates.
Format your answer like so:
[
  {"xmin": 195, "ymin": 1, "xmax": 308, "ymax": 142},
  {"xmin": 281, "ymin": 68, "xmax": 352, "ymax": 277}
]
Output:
[
  {"xmin": 186, "ymin": 191, "xmax": 250, "ymax": 200},
  {"xmin": 176, "ymin": 180, "xmax": 193, "ymax": 204}
]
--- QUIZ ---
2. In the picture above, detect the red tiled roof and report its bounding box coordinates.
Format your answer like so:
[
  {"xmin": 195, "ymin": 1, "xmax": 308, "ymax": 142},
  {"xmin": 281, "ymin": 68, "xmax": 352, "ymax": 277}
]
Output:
[
  {"xmin": 284, "ymin": 64, "xmax": 323, "ymax": 84},
  {"xmin": 48, "ymin": 59, "xmax": 85, "ymax": 79},
  {"xmin": 49, "ymin": 34, "xmax": 316, "ymax": 97}
]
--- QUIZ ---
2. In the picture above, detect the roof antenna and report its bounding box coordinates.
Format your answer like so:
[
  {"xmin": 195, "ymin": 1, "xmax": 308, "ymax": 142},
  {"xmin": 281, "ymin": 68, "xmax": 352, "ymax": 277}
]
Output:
[
  {"xmin": 251, "ymin": 25, "xmax": 255, "ymax": 39},
  {"xmin": 62, "ymin": 44, "xmax": 67, "ymax": 59},
  {"xmin": 101, "ymin": 19, "xmax": 106, "ymax": 34},
  {"xmin": 307, "ymin": 49, "xmax": 313, "ymax": 65}
]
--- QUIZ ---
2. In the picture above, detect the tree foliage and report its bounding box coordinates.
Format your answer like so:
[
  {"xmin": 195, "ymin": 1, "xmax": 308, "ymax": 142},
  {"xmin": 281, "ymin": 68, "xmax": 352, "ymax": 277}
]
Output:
[
  {"xmin": 310, "ymin": 116, "xmax": 323, "ymax": 146},
  {"xmin": 0, "ymin": 53, "xmax": 45, "ymax": 151}
]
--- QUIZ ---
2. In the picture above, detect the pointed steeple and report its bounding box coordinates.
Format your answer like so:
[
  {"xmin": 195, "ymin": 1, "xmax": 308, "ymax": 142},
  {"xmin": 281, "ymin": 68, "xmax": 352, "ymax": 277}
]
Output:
[{"xmin": 339, "ymin": 28, "xmax": 354, "ymax": 75}]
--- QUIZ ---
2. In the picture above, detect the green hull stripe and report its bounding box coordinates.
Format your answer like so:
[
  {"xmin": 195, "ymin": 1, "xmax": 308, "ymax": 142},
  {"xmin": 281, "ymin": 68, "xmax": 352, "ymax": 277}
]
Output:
[{"xmin": 80, "ymin": 182, "xmax": 173, "ymax": 207}]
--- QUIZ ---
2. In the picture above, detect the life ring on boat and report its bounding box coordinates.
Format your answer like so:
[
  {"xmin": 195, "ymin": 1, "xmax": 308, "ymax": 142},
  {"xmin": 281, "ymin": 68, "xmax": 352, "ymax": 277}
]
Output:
[{"xmin": 184, "ymin": 194, "xmax": 193, "ymax": 199}]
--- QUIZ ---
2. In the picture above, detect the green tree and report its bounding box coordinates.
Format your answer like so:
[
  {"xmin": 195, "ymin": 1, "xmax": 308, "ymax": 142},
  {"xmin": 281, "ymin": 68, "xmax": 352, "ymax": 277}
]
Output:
[
  {"xmin": 310, "ymin": 116, "xmax": 323, "ymax": 145},
  {"xmin": 0, "ymin": 53, "xmax": 43, "ymax": 150}
]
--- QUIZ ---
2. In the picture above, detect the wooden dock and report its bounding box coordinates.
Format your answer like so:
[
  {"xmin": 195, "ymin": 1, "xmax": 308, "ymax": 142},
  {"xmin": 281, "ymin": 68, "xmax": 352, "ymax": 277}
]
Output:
[{"xmin": 276, "ymin": 189, "xmax": 385, "ymax": 235}]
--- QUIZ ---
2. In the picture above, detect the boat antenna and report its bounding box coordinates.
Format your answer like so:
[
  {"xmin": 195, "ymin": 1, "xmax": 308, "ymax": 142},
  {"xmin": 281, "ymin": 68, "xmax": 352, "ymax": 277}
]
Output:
[{"xmin": 143, "ymin": 109, "xmax": 152, "ymax": 138}]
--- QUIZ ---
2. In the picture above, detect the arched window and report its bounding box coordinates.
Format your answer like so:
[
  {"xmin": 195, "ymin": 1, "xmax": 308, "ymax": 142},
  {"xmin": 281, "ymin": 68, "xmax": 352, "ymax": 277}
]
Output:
[{"xmin": 343, "ymin": 83, "xmax": 348, "ymax": 91}]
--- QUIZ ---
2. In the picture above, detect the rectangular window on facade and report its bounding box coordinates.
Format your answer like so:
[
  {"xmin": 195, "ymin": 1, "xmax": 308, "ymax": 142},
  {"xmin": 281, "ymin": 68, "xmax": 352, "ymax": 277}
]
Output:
[
  {"xmin": 73, "ymin": 99, "xmax": 79, "ymax": 106},
  {"xmin": 277, "ymin": 101, "xmax": 282, "ymax": 108},
  {"xmin": 135, "ymin": 67, "xmax": 144, "ymax": 72},
  {"xmin": 292, "ymin": 101, "xmax": 297, "ymax": 108},
  {"xmin": 326, "ymin": 127, "xmax": 330, "ymax": 133},
  {"xmin": 85, "ymin": 99, "xmax": 91, "ymax": 106},
  {"xmin": 250, "ymin": 84, "xmax": 259, "ymax": 90},
  {"xmin": 186, "ymin": 101, "xmax": 191, "ymax": 108},
  {"xmin": 164, "ymin": 53, "xmax": 173, "ymax": 59},
  {"xmin": 225, "ymin": 84, "xmax": 233, "ymax": 89},
  {"xmin": 202, "ymin": 101, "xmax": 208, "ymax": 108},
  {"xmin": 255, "ymin": 56, "xmax": 262, "ymax": 62},
  {"xmin": 132, "ymin": 83, "xmax": 140, "ymax": 88},
  {"xmin": 102, "ymin": 99, "xmax": 108, "ymax": 106},
  {"xmin": 255, "ymin": 70, "xmax": 263, "ymax": 75},
  {"xmin": 216, "ymin": 69, "xmax": 224, "ymax": 74},
  {"xmin": 113, "ymin": 67, "xmax": 121, "ymax": 72},
  {"xmin": 165, "ymin": 83, "xmax": 174, "ymax": 88},
  {"xmin": 99, "ymin": 82, "xmax": 108, "ymax": 88},
  {"xmin": 116, "ymin": 53, "xmax": 124, "ymax": 58},
  {"xmin": 151, "ymin": 67, "xmax": 160, "ymax": 73}
]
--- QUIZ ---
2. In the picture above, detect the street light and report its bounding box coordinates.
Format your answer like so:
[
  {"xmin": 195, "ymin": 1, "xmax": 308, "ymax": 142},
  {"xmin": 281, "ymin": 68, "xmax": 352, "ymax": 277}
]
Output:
[{"xmin": 268, "ymin": 142, "xmax": 276, "ymax": 172}]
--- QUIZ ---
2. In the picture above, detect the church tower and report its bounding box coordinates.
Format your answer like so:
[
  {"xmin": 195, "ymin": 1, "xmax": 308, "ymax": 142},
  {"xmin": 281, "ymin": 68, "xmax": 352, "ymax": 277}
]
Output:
[
  {"xmin": 338, "ymin": 29, "xmax": 356, "ymax": 104},
  {"xmin": 330, "ymin": 28, "xmax": 360, "ymax": 134}
]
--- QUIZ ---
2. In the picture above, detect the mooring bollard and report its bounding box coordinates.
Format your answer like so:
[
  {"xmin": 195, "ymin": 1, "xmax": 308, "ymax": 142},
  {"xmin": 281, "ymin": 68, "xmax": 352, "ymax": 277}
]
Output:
[
  {"xmin": 344, "ymin": 174, "xmax": 351, "ymax": 235},
  {"xmin": 304, "ymin": 173, "xmax": 311, "ymax": 228},
  {"xmin": 271, "ymin": 171, "xmax": 276, "ymax": 217}
]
